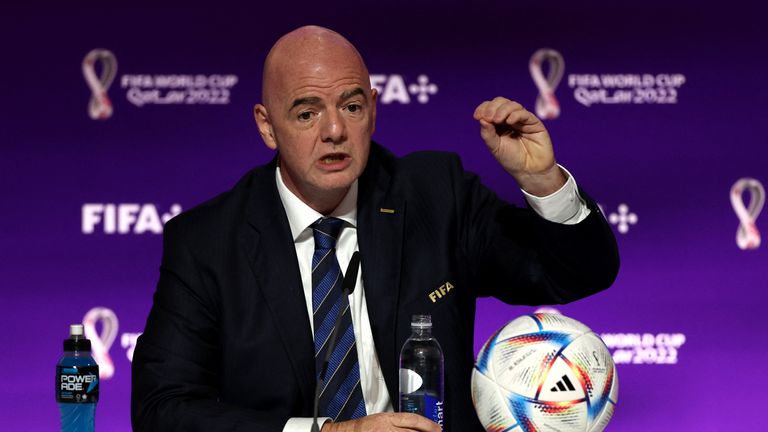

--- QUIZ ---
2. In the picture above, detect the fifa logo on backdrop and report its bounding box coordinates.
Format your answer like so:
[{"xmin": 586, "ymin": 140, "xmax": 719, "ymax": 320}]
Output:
[
  {"xmin": 82, "ymin": 203, "xmax": 182, "ymax": 234},
  {"xmin": 730, "ymin": 178, "xmax": 764, "ymax": 250},
  {"xmin": 82, "ymin": 49, "xmax": 118, "ymax": 120},
  {"xmin": 369, "ymin": 74, "xmax": 438, "ymax": 104},
  {"xmin": 529, "ymin": 49, "xmax": 565, "ymax": 120}
]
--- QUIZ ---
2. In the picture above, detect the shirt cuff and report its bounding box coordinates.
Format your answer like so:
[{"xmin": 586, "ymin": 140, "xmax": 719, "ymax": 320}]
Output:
[
  {"xmin": 521, "ymin": 165, "xmax": 591, "ymax": 225},
  {"xmin": 283, "ymin": 417, "xmax": 332, "ymax": 432}
]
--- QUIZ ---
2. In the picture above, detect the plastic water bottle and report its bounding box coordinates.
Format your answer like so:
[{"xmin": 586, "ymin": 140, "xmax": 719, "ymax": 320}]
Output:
[
  {"xmin": 399, "ymin": 314, "xmax": 444, "ymax": 429},
  {"xmin": 56, "ymin": 324, "xmax": 99, "ymax": 432}
]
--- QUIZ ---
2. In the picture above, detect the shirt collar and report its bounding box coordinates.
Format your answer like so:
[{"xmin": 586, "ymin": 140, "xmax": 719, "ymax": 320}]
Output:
[{"xmin": 275, "ymin": 167, "xmax": 358, "ymax": 241}]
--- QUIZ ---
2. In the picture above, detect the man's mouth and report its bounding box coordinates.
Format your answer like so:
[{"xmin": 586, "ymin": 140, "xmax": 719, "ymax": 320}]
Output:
[{"xmin": 320, "ymin": 153, "xmax": 348, "ymax": 164}]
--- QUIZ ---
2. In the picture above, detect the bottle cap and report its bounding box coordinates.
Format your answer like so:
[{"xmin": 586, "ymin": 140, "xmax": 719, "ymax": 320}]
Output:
[
  {"xmin": 64, "ymin": 323, "xmax": 92, "ymax": 352},
  {"xmin": 70, "ymin": 324, "xmax": 84, "ymax": 337},
  {"xmin": 411, "ymin": 314, "xmax": 432, "ymax": 328}
]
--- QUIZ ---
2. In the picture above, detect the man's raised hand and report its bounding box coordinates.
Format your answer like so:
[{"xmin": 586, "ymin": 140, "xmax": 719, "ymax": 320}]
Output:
[{"xmin": 473, "ymin": 97, "xmax": 566, "ymax": 196}]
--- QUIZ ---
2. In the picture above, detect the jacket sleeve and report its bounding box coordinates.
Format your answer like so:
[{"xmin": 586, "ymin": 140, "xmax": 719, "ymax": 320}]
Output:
[
  {"xmin": 131, "ymin": 218, "xmax": 287, "ymax": 432},
  {"xmin": 453, "ymin": 156, "xmax": 620, "ymax": 305}
]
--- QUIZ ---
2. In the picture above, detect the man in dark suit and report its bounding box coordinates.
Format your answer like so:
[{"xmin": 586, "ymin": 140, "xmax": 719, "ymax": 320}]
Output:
[{"xmin": 131, "ymin": 26, "xmax": 618, "ymax": 432}]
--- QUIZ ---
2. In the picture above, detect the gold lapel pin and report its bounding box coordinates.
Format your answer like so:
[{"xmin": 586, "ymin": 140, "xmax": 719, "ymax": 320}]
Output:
[{"xmin": 379, "ymin": 208, "xmax": 395, "ymax": 214}]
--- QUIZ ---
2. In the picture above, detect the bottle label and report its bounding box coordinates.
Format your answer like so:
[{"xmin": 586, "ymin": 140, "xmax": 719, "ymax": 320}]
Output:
[
  {"xmin": 56, "ymin": 365, "xmax": 99, "ymax": 403},
  {"xmin": 400, "ymin": 393, "xmax": 444, "ymax": 429}
]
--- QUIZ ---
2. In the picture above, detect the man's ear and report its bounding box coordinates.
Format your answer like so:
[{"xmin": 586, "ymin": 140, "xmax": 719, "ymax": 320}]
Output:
[{"xmin": 254, "ymin": 104, "xmax": 277, "ymax": 150}]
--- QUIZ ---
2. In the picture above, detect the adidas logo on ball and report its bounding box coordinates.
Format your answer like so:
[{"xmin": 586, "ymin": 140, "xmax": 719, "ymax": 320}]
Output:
[{"xmin": 550, "ymin": 375, "xmax": 577, "ymax": 392}]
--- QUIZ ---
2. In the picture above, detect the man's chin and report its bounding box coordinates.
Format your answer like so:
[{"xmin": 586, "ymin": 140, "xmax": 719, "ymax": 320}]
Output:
[
  {"xmin": 314, "ymin": 179, "xmax": 355, "ymax": 195},
  {"xmin": 315, "ymin": 168, "xmax": 360, "ymax": 189}
]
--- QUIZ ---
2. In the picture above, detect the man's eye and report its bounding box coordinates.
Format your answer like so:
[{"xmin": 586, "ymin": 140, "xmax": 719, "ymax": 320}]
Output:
[
  {"xmin": 346, "ymin": 104, "xmax": 361, "ymax": 113},
  {"xmin": 298, "ymin": 112, "xmax": 313, "ymax": 121}
]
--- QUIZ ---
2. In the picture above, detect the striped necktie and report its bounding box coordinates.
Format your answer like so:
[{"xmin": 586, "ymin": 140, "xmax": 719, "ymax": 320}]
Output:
[{"xmin": 310, "ymin": 217, "xmax": 367, "ymax": 421}]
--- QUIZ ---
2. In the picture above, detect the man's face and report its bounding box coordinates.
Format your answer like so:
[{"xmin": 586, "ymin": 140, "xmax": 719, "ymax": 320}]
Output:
[{"xmin": 256, "ymin": 53, "xmax": 377, "ymax": 207}]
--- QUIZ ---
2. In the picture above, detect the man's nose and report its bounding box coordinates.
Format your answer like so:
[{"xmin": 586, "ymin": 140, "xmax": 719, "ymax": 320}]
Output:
[{"xmin": 320, "ymin": 110, "xmax": 347, "ymax": 144}]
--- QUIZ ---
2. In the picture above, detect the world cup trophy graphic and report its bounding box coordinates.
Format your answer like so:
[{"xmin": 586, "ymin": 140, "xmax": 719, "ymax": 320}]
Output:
[
  {"xmin": 730, "ymin": 178, "xmax": 765, "ymax": 250},
  {"xmin": 83, "ymin": 307, "xmax": 119, "ymax": 379},
  {"xmin": 529, "ymin": 48, "xmax": 564, "ymax": 120},
  {"xmin": 82, "ymin": 49, "xmax": 117, "ymax": 120}
]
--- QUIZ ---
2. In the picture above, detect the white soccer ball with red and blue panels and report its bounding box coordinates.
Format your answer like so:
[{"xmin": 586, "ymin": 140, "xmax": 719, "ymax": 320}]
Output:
[{"xmin": 472, "ymin": 313, "xmax": 618, "ymax": 432}]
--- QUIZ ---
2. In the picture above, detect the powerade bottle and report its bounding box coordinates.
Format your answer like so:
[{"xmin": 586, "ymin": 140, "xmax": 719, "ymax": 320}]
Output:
[
  {"xmin": 56, "ymin": 324, "xmax": 99, "ymax": 432},
  {"xmin": 399, "ymin": 314, "xmax": 444, "ymax": 429}
]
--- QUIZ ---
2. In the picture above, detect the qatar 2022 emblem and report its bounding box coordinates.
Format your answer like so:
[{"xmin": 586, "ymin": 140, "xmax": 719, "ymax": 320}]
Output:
[
  {"xmin": 82, "ymin": 49, "xmax": 117, "ymax": 120},
  {"xmin": 83, "ymin": 307, "xmax": 119, "ymax": 379},
  {"xmin": 529, "ymin": 48, "xmax": 564, "ymax": 120},
  {"xmin": 730, "ymin": 177, "xmax": 764, "ymax": 250}
]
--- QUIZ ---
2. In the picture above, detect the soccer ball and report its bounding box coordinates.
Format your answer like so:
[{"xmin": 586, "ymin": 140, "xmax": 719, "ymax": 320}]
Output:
[{"xmin": 472, "ymin": 313, "xmax": 618, "ymax": 432}]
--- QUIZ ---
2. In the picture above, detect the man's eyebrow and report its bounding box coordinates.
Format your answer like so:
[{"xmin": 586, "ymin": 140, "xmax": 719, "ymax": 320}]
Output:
[
  {"xmin": 290, "ymin": 96, "xmax": 322, "ymax": 110},
  {"xmin": 340, "ymin": 87, "xmax": 366, "ymax": 101}
]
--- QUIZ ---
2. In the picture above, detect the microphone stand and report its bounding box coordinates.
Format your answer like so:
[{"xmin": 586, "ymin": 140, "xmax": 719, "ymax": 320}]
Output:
[{"xmin": 311, "ymin": 251, "xmax": 361, "ymax": 432}]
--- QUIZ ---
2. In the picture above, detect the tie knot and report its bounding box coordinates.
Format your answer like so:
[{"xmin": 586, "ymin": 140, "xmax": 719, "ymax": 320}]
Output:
[{"xmin": 311, "ymin": 217, "xmax": 345, "ymax": 249}]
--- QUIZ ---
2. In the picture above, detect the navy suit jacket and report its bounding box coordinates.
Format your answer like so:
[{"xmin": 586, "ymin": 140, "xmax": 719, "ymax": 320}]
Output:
[{"xmin": 131, "ymin": 142, "xmax": 619, "ymax": 432}]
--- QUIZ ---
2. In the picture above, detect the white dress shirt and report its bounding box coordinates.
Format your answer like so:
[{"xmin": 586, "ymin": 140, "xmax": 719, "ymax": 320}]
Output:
[{"xmin": 279, "ymin": 165, "xmax": 589, "ymax": 432}]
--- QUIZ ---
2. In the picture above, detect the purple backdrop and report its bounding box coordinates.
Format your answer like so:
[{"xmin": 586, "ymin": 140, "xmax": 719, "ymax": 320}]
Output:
[{"xmin": 2, "ymin": 1, "xmax": 766, "ymax": 431}]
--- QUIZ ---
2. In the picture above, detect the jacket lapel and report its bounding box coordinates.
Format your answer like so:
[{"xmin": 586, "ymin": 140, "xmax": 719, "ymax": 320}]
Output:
[
  {"xmin": 240, "ymin": 163, "xmax": 315, "ymax": 410},
  {"xmin": 357, "ymin": 145, "xmax": 405, "ymax": 405}
]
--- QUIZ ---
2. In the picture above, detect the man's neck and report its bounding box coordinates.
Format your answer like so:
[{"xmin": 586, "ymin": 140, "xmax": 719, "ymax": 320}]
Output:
[
  {"xmin": 277, "ymin": 167, "xmax": 349, "ymax": 215},
  {"xmin": 275, "ymin": 167, "xmax": 359, "ymax": 241},
  {"xmin": 290, "ymin": 185, "xmax": 347, "ymax": 215}
]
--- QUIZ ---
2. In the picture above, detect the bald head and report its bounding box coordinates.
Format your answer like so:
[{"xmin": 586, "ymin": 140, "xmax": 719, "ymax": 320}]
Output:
[
  {"xmin": 253, "ymin": 26, "xmax": 377, "ymax": 214},
  {"xmin": 261, "ymin": 26, "xmax": 369, "ymax": 109}
]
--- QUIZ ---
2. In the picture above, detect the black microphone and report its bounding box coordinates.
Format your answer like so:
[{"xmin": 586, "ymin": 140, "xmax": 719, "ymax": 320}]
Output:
[{"xmin": 311, "ymin": 251, "xmax": 361, "ymax": 432}]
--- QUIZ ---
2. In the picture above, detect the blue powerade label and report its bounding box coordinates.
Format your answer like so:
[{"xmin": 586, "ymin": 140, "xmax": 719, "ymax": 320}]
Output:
[
  {"xmin": 56, "ymin": 365, "xmax": 99, "ymax": 403},
  {"xmin": 400, "ymin": 393, "xmax": 444, "ymax": 429}
]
